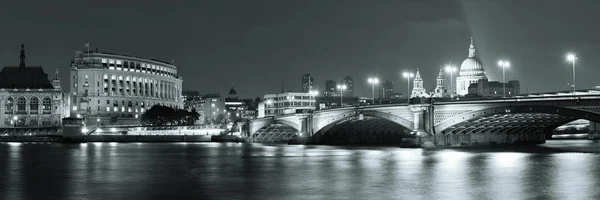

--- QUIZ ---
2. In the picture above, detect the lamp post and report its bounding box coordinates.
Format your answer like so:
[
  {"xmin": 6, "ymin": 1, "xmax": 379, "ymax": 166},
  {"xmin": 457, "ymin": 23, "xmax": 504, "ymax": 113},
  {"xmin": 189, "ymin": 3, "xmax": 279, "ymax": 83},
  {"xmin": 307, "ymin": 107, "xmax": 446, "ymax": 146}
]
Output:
[
  {"xmin": 336, "ymin": 84, "xmax": 347, "ymax": 107},
  {"xmin": 497, "ymin": 60, "xmax": 510, "ymax": 98},
  {"xmin": 367, "ymin": 77, "xmax": 379, "ymax": 105},
  {"xmin": 567, "ymin": 53, "xmax": 577, "ymax": 95},
  {"xmin": 445, "ymin": 65, "xmax": 456, "ymax": 98},
  {"xmin": 402, "ymin": 72, "xmax": 414, "ymax": 102},
  {"xmin": 210, "ymin": 103, "xmax": 215, "ymax": 124}
]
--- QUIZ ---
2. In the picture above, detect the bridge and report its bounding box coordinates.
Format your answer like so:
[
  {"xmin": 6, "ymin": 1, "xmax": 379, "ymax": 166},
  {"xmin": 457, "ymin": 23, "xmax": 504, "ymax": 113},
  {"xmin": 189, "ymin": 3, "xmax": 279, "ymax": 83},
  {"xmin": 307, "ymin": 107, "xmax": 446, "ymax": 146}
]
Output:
[{"xmin": 247, "ymin": 95, "xmax": 600, "ymax": 147}]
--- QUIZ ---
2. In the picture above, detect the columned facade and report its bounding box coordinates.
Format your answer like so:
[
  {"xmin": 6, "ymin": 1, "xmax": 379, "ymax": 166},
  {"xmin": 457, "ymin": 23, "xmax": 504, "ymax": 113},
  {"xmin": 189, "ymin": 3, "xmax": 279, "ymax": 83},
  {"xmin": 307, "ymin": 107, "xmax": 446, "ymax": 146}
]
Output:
[{"xmin": 70, "ymin": 50, "xmax": 183, "ymax": 126}]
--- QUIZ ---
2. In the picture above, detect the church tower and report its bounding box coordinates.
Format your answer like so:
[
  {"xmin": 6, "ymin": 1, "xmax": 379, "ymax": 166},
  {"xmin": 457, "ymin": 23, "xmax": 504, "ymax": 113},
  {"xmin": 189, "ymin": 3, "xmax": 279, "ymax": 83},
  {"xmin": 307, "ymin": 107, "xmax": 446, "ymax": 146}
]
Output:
[
  {"xmin": 432, "ymin": 68, "xmax": 448, "ymax": 98},
  {"xmin": 52, "ymin": 69, "xmax": 62, "ymax": 91},
  {"xmin": 411, "ymin": 68, "xmax": 429, "ymax": 98}
]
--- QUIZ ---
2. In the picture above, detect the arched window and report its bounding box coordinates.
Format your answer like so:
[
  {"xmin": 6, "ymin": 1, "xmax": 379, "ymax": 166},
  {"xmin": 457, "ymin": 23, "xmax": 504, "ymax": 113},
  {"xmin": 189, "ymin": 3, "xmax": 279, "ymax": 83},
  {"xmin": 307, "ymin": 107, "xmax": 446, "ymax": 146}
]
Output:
[
  {"xmin": 30, "ymin": 97, "xmax": 39, "ymax": 114},
  {"xmin": 16, "ymin": 97, "xmax": 26, "ymax": 114},
  {"xmin": 5, "ymin": 97, "xmax": 14, "ymax": 114},
  {"xmin": 128, "ymin": 101, "xmax": 133, "ymax": 107},
  {"xmin": 42, "ymin": 97, "xmax": 52, "ymax": 114}
]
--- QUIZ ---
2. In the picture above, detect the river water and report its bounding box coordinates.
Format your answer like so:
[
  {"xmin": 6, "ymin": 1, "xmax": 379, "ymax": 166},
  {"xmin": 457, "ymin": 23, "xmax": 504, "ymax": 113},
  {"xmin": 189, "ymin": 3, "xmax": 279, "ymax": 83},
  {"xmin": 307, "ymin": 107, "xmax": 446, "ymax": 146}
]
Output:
[{"xmin": 1, "ymin": 140, "xmax": 600, "ymax": 200}]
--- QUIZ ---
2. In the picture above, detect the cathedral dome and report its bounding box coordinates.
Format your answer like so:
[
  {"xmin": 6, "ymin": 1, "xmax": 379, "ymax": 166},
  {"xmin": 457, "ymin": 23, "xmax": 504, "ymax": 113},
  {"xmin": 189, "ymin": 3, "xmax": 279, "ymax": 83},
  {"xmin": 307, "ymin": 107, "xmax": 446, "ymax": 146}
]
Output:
[
  {"xmin": 228, "ymin": 87, "xmax": 237, "ymax": 95},
  {"xmin": 458, "ymin": 37, "xmax": 486, "ymax": 77}
]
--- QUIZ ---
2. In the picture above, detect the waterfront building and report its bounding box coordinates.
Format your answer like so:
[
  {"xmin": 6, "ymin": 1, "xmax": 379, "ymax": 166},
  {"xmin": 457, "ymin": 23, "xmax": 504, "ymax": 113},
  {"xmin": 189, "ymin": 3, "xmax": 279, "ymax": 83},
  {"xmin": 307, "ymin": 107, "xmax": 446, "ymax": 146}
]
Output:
[
  {"xmin": 70, "ymin": 49, "xmax": 183, "ymax": 125},
  {"xmin": 467, "ymin": 79, "xmax": 520, "ymax": 97},
  {"xmin": 261, "ymin": 92, "xmax": 316, "ymax": 117},
  {"xmin": 342, "ymin": 76, "xmax": 354, "ymax": 97},
  {"xmin": 301, "ymin": 73, "xmax": 314, "ymax": 93},
  {"xmin": 411, "ymin": 69, "xmax": 429, "ymax": 98},
  {"xmin": 456, "ymin": 37, "xmax": 488, "ymax": 96},
  {"xmin": 200, "ymin": 93, "xmax": 226, "ymax": 124},
  {"xmin": 432, "ymin": 68, "xmax": 449, "ymax": 98},
  {"xmin": 323, "ymin": 80, "xmax": 338, "ymax": 97},
  {"xmin": 183, "ymin": 90, "xmax": 202, "ymax": 111},
  {"xmin": 0, "ymin": 45, "xmax": 69, "ymax": 128}
]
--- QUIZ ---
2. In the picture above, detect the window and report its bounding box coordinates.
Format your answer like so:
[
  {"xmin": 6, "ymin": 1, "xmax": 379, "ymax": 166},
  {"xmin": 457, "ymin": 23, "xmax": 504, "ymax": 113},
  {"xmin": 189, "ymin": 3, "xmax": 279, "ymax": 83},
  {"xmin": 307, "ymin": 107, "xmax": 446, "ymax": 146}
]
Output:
[
  {"xmin": 30, "ymin": 97, "xmax": 39, "ymax": 114},
  {"xmin": 16, "ymin": 97, "xmax": 26, "ymax": 114},
  {"xmin": 107, "ymin": 100, "xmax": 110, "ymax": 104},
  {"xmin": 42, "ymin": 97, "xmax": 52, "ymax": 114},
  {"xmin": 5, "ymin": 97, "xmax": 14, "ymax": 114}
]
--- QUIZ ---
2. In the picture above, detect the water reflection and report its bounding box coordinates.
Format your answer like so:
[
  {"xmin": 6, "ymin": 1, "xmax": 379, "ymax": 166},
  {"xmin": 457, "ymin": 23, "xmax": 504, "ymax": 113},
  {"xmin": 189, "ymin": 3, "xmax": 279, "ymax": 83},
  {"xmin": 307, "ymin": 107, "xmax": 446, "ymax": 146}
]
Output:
[{"xmin": 0, "ymin": 141, "xmax": 600, "ymax": 199}]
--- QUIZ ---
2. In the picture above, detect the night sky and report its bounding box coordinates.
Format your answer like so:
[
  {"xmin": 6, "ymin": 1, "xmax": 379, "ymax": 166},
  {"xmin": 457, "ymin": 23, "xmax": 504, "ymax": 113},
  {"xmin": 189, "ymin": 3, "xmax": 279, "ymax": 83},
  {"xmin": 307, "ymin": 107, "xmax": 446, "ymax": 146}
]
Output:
[{"xmin": 1, "ymin": 0, "xmax": 598, "ymax": 98}]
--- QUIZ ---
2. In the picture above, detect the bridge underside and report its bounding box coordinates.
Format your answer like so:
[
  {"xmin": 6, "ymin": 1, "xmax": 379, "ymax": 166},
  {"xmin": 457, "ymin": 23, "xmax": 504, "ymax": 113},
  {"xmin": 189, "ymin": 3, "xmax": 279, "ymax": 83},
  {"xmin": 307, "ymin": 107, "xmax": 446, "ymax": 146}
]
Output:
[
  {"xmin": 250, "ymin": 124, "xmax": 298, "ymax": 143},
  {"xmin": 313, "ymin": 116, "xmax": 413, "ymax": 145},
  {"xmin": 436, "ymin": 113, "xmax": 576, "ymax": 146}
]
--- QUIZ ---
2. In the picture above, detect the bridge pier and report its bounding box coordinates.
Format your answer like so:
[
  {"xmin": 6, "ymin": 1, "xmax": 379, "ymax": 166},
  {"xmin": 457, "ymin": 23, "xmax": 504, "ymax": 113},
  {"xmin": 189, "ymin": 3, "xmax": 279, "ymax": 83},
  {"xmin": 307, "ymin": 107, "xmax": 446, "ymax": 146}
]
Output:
[
  {"xmin": 588, "ymin": 121, "xmax": 600, "ymax": 140},
  {"xmin": 410, "ymin": 104, "xmax": 435, "ymax": 148}
]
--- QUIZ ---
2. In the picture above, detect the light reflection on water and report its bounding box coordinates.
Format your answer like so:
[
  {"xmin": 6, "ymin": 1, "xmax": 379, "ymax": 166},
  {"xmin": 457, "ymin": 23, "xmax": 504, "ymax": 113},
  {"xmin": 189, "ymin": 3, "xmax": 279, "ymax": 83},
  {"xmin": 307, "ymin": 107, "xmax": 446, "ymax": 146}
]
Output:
[{"xmin": 0, "ymin": 141, "xmax": 600, "ymax": 199}]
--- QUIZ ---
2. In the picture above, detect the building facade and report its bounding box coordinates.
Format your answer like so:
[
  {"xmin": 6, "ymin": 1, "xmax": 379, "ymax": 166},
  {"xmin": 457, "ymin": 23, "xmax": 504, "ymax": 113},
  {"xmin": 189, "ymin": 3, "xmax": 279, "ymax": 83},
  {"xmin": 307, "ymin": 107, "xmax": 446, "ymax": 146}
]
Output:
[
  {"xmin": 0, "ymin": 45, "xmax": 68, "ymax": 128},
  {"xmin": 262, "ymin": 92, "xmax": 316, "ymax": 117},
  {"xmin": 324, "ymin": 80, "xmax": 338, "ymax": 97},
  {"xmin": 456, "ymin": 37, "xmax": 488, "ymax": 96},
  {"xmin": 467, "ymin": 79, "xmax": 520, "ymax": 97},
  {"xmin": 301, "ymin": 73, "xmax": 314, "ymax": 93},
  {"xmin": 342, "ymin": 76, "xmax": 354, "ymax": 97},
  {"xmin": 315, "ymin": 96, "xmax": 359, "ymax": 110},
  {"xmin": 380, "ymin": 81, "xmax": 393, "ymax": 99},
  {"xmin": 200, "ymin": 93, "xmax": 226, "ymax": 124},
  {"xmin": 70, "ymin": 50, "xmax": 183, "ymax": 125}
]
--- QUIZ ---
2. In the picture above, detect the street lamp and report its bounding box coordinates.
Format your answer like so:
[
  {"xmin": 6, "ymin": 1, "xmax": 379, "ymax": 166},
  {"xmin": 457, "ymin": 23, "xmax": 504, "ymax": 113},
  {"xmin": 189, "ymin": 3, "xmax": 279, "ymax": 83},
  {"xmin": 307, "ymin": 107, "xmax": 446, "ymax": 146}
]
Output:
[
  {"xmin": 497, "ymin": 60, "xmax": 510, "ymax": 98},
  {"xmin": 336, "ymin": 84, "xmax": 347, "ymax": 107},
  {"xmin": 367, "ymin": 77, "xmax": 379, "ymax": 105},
  {"xmin": 402, "ymin": 72, "xmax": 414, "ymax": 101},
  {"xmin": 567, "ymin": 53, "xmax": 577, "ymax": 95},
  {"xmin": 445, "ymin": 65, "xmax": 456, "ymax": 98}
]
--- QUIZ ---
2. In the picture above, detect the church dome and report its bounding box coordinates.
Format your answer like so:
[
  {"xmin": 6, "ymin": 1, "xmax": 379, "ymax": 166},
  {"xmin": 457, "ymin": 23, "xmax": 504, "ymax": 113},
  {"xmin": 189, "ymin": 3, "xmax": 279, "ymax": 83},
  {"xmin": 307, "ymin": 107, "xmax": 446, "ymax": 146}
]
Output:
[
  {"xmin": 458, "ymin": 37, "xmax": 487, "ymax": 77},
  {"xmin": 228, "ymin": 87, "xmax": 237, "ymax": 95}
]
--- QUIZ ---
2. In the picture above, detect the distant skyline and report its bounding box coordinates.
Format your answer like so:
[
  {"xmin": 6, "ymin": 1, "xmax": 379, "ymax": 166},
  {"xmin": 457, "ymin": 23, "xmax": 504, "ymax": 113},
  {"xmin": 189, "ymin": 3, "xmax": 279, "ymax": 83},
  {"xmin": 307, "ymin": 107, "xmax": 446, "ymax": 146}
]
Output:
[{"xmin": 1, "ymin": 0, "xmax": 599, "ymax": 98}]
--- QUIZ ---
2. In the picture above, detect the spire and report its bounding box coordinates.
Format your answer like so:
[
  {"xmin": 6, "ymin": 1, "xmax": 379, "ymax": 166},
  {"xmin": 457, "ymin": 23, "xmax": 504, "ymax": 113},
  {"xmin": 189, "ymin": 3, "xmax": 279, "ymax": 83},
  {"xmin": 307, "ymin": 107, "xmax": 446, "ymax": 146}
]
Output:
[
  {"xmin": 19, "ymin": 44, "xmax": 26, "ymax": 68},
  {"xmin": 53, "ymin": 69, "xmax": 60, "ymax": 81},
  {"xmin": 437, "ymin": 68, "xmax": 444, "ymax": 79},
  {"xmin": 468, "ymin": 37, "xmax": 476, "ymax": 58},
  {"xmin": 414, "ymin": 68, "xmax": 422, "ymax": 81}
]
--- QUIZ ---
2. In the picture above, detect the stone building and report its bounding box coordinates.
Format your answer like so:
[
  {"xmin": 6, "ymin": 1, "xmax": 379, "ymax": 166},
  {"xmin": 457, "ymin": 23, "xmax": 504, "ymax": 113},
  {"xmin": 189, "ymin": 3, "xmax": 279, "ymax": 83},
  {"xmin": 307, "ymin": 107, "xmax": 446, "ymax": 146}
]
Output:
[{"xmin": 0, "ymin": 44, "xmax": 68, "ymax": 128}]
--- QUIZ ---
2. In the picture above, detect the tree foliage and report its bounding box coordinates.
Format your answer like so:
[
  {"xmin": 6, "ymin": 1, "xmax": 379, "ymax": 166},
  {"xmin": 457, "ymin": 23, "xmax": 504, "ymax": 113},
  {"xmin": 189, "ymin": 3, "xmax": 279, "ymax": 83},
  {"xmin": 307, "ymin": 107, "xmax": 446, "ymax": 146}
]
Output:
[{"xmin": 141, "ymin": 105, "xmax": 200, "ymax": 126}]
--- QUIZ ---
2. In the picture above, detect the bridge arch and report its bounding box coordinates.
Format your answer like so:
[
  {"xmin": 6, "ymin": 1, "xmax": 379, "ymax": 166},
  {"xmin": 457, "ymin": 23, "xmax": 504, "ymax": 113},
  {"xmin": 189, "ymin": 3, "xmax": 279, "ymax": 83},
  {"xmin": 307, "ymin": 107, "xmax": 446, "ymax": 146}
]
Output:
[
  {"xmin": 434, "ymin": 105, "xmax": 600, "ymax": 134},
  {"xmin": 313, "ymin": 109, "xmax": 414, "ymax": 135}
]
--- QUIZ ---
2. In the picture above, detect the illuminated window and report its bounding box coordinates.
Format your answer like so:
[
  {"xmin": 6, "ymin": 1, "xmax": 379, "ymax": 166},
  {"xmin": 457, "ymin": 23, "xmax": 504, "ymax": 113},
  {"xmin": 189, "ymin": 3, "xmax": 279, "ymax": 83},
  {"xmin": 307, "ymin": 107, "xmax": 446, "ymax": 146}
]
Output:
[
  {"xmin": 73, "ymin": 106, "xmax": 77, "ymax": 111},
  {"xmin": 103, "ymin": 74, "xmax": 108, "ymax": 79},
  {"xmin": 84, "ymin": 75, "xmax": 88, "ymax": 79},
  {"xmin": 102, "ymin": 59, "xmax": 107, "ymax": 63},
  {"xmin": 116, "ymin": 60, "xmax": 122, "ymax": 65},
  {"xmin": 106, "ymin": 107, "xmax": 110, "ymax": 112}
]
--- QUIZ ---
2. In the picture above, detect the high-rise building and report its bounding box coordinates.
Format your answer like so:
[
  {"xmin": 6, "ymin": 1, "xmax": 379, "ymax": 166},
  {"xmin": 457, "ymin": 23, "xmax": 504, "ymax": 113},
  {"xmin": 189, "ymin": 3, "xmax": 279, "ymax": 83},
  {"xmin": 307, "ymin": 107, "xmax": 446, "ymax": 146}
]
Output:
[
  {"xmin": 301, "ymin": 73, "xmax": 314, "ymax": 92},
  {"xmin": 380, "ymin": 81, "xmax": 393, "ymax": 99},
  {"xmin": 456, "ymin": 37, "xmax": 488, "ymax": 96},
  {"xmin": 342, "ymin": 76, "xmax": 354, "ymax": 97},
  {"xmin": 324, "ymin": 80, "xmax": 338, "ymax": 97}
]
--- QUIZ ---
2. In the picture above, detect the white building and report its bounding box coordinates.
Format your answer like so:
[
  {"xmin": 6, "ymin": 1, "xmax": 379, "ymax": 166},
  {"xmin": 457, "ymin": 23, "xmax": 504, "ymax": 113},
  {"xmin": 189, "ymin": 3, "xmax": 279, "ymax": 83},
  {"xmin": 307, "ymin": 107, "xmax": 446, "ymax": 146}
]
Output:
[
  {"xmin": 70, "ymin": 49, "xmax": 183, "ymax": 126},
  {"xmin": 411, "ymin": 69, "xmax": 429, "ymax": 98},
  {"xmin": 261, "ymin": 92, "xmax": 316, "ymax": 117},
  {"xmin": 0, "ymin": 44, "xmax": 69, "ymax": 128},
  {"xmin": 456, "ymin": 37, "xmax": 488, "ymax": 96}
]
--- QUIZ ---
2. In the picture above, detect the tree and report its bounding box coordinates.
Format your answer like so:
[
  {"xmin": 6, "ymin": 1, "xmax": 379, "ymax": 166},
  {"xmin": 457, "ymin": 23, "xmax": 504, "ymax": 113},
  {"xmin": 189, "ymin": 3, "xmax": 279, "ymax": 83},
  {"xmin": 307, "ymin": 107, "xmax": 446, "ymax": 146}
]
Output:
[{"xmin": 141, "ymin": 105, "xmax": 200, "ymax": 126}]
